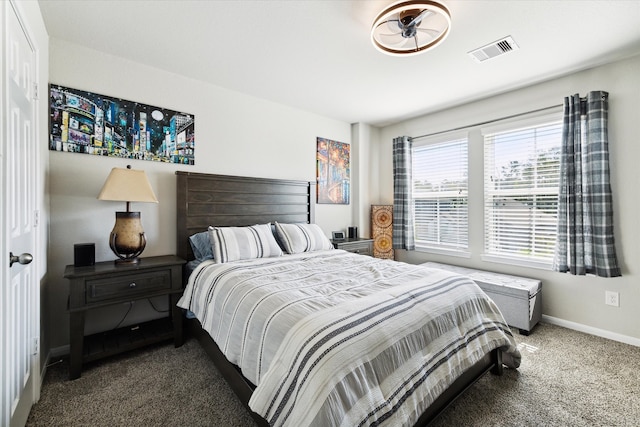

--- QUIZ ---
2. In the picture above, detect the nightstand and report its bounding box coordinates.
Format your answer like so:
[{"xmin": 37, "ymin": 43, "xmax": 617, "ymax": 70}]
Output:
[
  {"xmin": 64, "ymin": 255, "xmax": 186, "ymax": 379},
  {"xmin": 331, "ymin": 237, "xmax": 374, "ymax": 256}
]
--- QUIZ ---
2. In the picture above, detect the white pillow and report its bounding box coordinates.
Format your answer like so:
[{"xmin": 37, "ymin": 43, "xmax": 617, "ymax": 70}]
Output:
[
  {"xmin": 274, "ymin": 222, "xmax": 334, "ymax": 254},
  {"xmin": 209, "ymin": 223, "xmax": 283, "ymax": 263}
]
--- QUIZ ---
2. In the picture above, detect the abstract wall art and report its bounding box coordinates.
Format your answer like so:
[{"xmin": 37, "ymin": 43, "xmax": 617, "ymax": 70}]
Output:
[{"xmin": 316, "ymin": 137, "xmax": 350, "ymax": 204}]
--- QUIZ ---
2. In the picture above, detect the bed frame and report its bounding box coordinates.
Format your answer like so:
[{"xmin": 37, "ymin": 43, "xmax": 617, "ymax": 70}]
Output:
[{"xmin": 175, "ymin": 171, "xmax": 503, "ymax": 426}]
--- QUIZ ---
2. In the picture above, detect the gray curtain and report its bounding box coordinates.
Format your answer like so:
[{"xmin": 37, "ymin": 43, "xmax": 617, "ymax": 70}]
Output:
[
  {"xmin": 553, "ymin": 91, "xmax": 621, "ymax": 277},
  {"xmin": 392, "ymin": 136, "xmax": 415, "ymax": 250}
]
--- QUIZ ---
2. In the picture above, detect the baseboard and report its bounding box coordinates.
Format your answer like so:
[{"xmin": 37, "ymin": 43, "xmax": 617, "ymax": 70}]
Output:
[
  {"xmin": 542, "ymin": 315, "xmax": 640, "ymax": 347},
  {"xmin": 50, "ymin": 344, "xmax": 70, "ymax": 358},
  {"xmin": 39, "ymin": 351, "xmax": 50, "ymax": 392},
  {"xmin": 40, "ymin": 346, "xmax": 68, "ymax": 388}
]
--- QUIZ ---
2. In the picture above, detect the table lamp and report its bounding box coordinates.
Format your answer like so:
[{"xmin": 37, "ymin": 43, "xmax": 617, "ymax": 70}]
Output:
[{"xmin": 97, "ymin": 165, "xmax": 158, "ymax": 264}]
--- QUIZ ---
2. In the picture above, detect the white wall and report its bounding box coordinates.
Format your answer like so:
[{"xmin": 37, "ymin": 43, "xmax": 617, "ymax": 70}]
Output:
[
  {"xmin": 351, "ymin": 123, "xmax": 376, "ymax": 238},
  {"xmin": 46, "ymin": 40, "xmax": 639, "ymax": 352},
  {"xmin": 47, "ymin": 39, "xmax": 355, "ymax": 350},
  {"xmin": 377, "ymin": 54, "xmax": 640, "ymax": 343}
]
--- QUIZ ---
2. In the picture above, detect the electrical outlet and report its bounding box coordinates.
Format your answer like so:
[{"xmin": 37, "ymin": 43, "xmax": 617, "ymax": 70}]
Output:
[{"xmin": 605, "ymin": 291, "xmax": 619, "ymax": 307}]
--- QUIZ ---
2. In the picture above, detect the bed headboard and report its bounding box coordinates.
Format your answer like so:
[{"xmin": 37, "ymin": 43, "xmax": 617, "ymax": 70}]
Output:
[{"xmin": 176, "ymin": 171, "xmax": 316, "ymax": 261}]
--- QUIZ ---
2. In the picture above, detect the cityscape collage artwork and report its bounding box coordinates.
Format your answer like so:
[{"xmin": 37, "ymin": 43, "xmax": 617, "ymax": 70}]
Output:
[{"xmin": 49, "ymin": 84, "xmax": 195, "ymax": 164}]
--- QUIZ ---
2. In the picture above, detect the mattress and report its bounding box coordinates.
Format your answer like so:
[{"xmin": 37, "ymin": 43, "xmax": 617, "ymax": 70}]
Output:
[{"xmin": 178, "ymin": 250, "xmax": 521, "ymax": 427}]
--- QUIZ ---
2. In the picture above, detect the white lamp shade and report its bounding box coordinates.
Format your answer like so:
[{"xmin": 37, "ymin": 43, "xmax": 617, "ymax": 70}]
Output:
[{"xmin": 97, "ymin": 167, "xmax": 158, "ymax": 204}]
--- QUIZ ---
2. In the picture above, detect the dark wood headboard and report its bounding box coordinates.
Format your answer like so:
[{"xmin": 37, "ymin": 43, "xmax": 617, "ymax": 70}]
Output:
[{"xmin": 176, "ymin": 171, "xmax": 316, "ymax": 261}]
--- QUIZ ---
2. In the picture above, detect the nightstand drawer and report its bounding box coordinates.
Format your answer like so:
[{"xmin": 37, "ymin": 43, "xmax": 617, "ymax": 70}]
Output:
[
  {"xmin": 344, "ymin": 242, "xmax": 372, "ymax": 255},
  {"xmin": 86, "ymin": 270, "xmax": 171, "ymax": 303},
  {"xmin": 332, "ymin": 239, "xmax": 374, "ymax": 256}
]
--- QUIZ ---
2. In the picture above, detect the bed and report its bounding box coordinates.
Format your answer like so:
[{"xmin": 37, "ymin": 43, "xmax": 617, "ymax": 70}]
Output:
[{"xmin": 175, "ymin": 171, "xmax": 521, "ymax": 427}]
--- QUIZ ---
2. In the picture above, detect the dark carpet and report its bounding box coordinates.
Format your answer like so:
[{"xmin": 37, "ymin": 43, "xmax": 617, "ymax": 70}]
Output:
[{"xmin": 26, "ymin": 323, "xmax": 639, "ymax": 426}]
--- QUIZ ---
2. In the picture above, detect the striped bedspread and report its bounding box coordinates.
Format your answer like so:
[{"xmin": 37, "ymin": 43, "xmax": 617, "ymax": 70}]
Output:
[{"xmin": 178, "ymin": 250, "xmax": 521, "ymax": 427}]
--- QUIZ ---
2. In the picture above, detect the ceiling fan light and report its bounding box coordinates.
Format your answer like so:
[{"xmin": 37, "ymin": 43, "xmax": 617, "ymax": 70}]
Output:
[{"xmin": 371, "ymin": 0, "xmax": 451, "ymax": 57}]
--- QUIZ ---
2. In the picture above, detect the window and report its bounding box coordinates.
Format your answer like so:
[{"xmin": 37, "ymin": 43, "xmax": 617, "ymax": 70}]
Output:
[
  {"xmin": 412, "ymin": 137, "xmax": 468, "ymax": 253},
  {"xmin": 483, "ymin": 117, "xmax": 562, "ymax": 266}
]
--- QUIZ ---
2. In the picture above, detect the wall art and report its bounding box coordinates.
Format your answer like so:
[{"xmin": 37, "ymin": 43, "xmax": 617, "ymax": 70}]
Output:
[
  {"xmin": 49, "ymin": 84, "xmax": 195, "ymax": 165},
  {"xmin": 316, "ymin": 137, "xmax": 350, "ymax": 204},
  {"xmin": 371, "ymin": 205, "xmax": 395, "ymax": 259}
]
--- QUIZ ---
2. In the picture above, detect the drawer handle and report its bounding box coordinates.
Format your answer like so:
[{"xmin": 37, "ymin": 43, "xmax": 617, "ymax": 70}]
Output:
[
  {"xmin": 355, "ymin": 250, "xmax": 360, "ymax": 253},
  {"xmin": 129, "ymin": 282, "xmax": 137, "ymax": 288}
]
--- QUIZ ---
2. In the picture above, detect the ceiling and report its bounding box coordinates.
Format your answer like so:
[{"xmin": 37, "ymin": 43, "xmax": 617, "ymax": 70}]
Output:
[{"xmin": 38, "ymin": 0, "xmax": 640, "ymax": 127}]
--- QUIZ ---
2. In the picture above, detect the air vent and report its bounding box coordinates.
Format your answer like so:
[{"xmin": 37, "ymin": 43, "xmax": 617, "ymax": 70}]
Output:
[{"xmin": 468, "ymin": 36, "xmax": 519, "ymax": 63}]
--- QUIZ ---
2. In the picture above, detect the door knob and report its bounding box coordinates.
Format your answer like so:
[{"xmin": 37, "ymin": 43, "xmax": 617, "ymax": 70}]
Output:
[{"xmin": 9, "ymin": 252, "xmax": 33, "ymax": 267}]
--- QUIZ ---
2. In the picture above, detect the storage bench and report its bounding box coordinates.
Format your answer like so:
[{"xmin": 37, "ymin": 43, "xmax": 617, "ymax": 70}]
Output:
[{"xmin": 421, "ymin": 262, "xmax": 542, "ymax": 335}]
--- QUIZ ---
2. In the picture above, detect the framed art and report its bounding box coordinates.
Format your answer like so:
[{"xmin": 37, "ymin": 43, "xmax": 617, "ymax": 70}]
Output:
[
  {"xmin": 316, "ymin": 137, "xmax": 350, "ymax": 204},
  {"xmin": 49, "ymin": 84, "xmax": 195, "ymax": 165}
]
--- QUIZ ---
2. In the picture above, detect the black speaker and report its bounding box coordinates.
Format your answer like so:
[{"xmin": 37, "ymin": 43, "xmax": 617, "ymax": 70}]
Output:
[
  {"xmin": 74, "ymin": 243, "xmax": 95, "ymax": 267},
  {"xmin": 348, "ymin": 226, "xmax": 358, "ymax": 239}
]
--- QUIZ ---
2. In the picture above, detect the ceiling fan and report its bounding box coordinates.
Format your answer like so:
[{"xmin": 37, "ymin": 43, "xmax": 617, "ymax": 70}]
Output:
[{"xmin": 371, "ymin": 0, "xmax": 451, "ymax": 57}]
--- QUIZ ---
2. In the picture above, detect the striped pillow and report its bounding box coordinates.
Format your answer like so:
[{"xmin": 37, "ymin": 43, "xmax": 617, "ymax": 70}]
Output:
[
  {"xmin": 274, "ymin": 222, "xmax": 334, "ymax": 254},
  {"xmin": 209, "ymin": 223, "xmax": 283, "ymax": 263}
]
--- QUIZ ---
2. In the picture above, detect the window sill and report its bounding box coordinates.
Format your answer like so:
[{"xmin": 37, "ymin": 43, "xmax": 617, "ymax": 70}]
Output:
[
  {"xmin": 414, "ymin": 245, "xmax": 471, "ymax": 259},
  {"xmin": 481, "ymin": 254, "xmax": 552, "ymax": 270}
]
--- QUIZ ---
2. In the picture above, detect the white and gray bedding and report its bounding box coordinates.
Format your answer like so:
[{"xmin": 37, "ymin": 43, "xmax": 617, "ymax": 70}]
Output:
[{"xmin": 177, "ymin": 250, "xmax": 521, "ymax": 427}]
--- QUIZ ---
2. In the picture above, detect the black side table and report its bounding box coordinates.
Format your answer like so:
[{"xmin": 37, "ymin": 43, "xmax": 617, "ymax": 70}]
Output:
[{"xmin": 64, "ymin": 255, "xmax": 185, "ymax": 379}]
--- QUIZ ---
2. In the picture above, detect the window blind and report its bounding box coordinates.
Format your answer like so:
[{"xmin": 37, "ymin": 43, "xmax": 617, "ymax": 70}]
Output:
[
  {"xmin": 413, "ymin": 138, "xmax": 468, "ymax": 250},
  {"xmin": 483, "ymin": 121, "xmax": 562, "ymax": 262}
]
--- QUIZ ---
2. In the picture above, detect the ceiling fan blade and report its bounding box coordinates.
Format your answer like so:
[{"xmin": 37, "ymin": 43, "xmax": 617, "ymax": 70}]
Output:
[
  {"xmin": 377, "ymin": 33, "xmax": 407, "ymax": 47},
  {"xmin": 372, "ymin": 19, "xmax": 403, "ymax": 46},
  {"xmin": 372, "ymin": 19, "xmax": 399, "ymax": 30},
  {"xmin": 407, "ymin": 9, "xmax": 430, "ymax": 27},
  {"xmin": 385, "ymin": 18, "xmax": 401, "ymax": 32},
  {"xmin": 378, "ymin": 31, "xmax": 403, "ymax": 37},
  {"xmin": 416, "ymin": 10, "xmax": 434, "ymax": 26},
  {"xmin": 416, "ymin": 27, "xmax": 440, "ymax": 37},
  {"xmin": 393, "ymin": 35, "xmax": 414, "ymax": 48}
]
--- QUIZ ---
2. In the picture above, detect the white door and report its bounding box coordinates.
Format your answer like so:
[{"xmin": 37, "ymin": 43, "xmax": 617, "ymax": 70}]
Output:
[{"xmin": 1, "ymin": 1, "xmax": 40, "ymax": 426}]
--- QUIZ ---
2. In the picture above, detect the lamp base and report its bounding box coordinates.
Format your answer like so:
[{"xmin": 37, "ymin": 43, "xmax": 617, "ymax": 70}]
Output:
[
  {"xmin": 114, "ymin": 257, "xmax": 141, "ymax": 265},
  {"xmin": 109, "ymin": 211, "xmax": 147, "ymax": 263}
]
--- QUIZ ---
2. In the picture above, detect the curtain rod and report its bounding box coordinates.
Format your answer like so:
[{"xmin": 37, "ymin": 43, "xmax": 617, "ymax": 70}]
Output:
[{"xmin": 411, "ymin": 103, "xmax": 563, "ymax": 141}]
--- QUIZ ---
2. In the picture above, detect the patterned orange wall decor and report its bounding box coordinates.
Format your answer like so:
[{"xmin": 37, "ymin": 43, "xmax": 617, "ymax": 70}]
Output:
[{"xmin": 371, "ymin": 205, "xmax": 394, "ymax": 259}]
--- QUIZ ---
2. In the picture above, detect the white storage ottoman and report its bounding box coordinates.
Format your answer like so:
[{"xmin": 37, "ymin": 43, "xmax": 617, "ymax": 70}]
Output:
[{"xmin": 422, "ymin": 262, "xmax": 542, "ymax": 335}]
